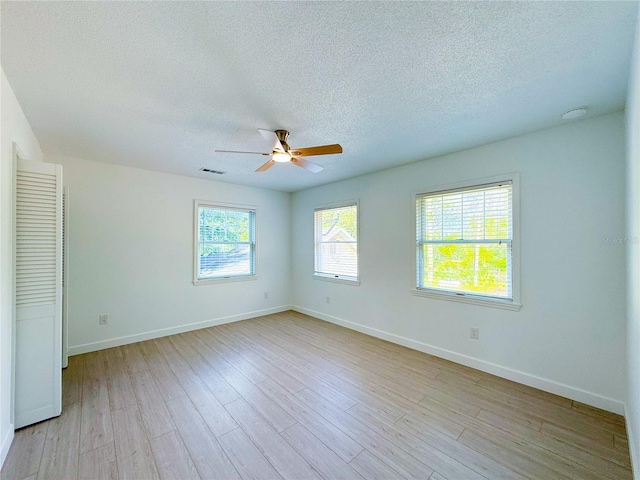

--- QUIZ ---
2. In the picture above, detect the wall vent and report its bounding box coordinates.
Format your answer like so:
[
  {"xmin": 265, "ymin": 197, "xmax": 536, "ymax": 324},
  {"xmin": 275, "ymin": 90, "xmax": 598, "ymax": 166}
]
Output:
[{"xmin": 200, "ymin": 168, "xmax": 225, "ymax": 174}]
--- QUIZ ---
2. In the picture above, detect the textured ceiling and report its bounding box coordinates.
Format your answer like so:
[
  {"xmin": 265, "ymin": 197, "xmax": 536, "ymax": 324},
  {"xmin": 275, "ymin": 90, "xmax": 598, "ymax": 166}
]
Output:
[{"xmin": 1, "ymin": 2, "xmax": 638, "ymax": 192}]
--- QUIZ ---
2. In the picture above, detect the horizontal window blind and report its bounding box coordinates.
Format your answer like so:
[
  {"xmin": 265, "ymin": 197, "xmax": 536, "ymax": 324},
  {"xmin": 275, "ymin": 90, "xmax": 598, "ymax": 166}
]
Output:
[
  {"xmin": 314, "ymin": 204, "xmax": 358, "ymax": 280},
  {"xmin": 416, "ymin": 181, "xmax": 512, "ymax": 299},
  {"xmin": 197, "ymin": 205, "xmax": 255, "ymax": 280}
]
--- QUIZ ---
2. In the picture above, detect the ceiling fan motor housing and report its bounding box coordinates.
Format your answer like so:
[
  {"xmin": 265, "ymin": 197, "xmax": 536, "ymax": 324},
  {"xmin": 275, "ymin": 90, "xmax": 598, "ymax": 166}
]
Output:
[{"xmin": 275, "ymin": 130, "xmax": 290, "ymax": 151}]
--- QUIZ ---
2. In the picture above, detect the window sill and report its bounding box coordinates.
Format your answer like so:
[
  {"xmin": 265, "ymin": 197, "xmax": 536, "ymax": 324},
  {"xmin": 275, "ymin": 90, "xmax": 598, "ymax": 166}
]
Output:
[
  {"xmin": 411, "ymin": 288, "xmax": 521, "ymax": 311},
  {"xmin": 194, "ymin": 275, "xmax": 259, "ymax": 286},
  {"xmin": 314, "ymin": 274, "xmax": 360, "ymax": 286}
]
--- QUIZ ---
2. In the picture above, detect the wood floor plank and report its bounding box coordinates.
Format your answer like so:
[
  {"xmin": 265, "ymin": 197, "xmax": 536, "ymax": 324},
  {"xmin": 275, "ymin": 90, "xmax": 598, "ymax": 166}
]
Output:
[
  {"xmin": 217, "ymin": 324, "xmax": 288, "ymax": 364},
  {"xmin": 194, "ymin": 328, "xmax": 268, "ymax": 384},
  {"xmin": 475, "ymin": 375, "xmax": 573, "ymax": 410},
  {"xmin": 395, "ymin": 414, "xmax": 526, "ymax": 480},
  {"xmin": 1, "ymin": 422, "xmax": 48, "ymax": 480},
  {"xmin": 336, "ymin": 363, "xmax": 427, "ymax": 404},
  {"xmin": 37, "ymin": 401, "xmax": 81, "ymax": 480},
  {"xmin": 153, "ymin": 336, "xmax": 190, "ymax": 373},
  {"xmin": 112, "ymin": 405, "xmax": 160, "ymax": 480},
  {"xmin": 177, "ymin": 368, "xmax": 237, "ymax": 437},
  {"xmin": 472, "ymin": 403, "xmax": 543, "ymax": 432},
  {"xmin": 78, "ymin": 442, "xmax": 118, "ymax": 480},
  {"xmin": 256, "ymin": 318, "xmax": 347, "ymax": 373},
  {"xmin": 296, "ymin": 389, "xmax": 434, "ymax": 480},
  {"xmin": 138, "ymin": 340, "xmax": 186, "ymax": 401},
  {"xmin": 268, "ymin": 316, "xmax": 365, "ymax": 367},
  {"xmin": 416, "ymin": 396, "xmax": 627, "ymax": 478},
  {"xmin": 429, "ymin": 472, "xmax": 448, "ymax": 480},
  {"xmin": 331, "ymin": 365, "xmax": 427, "ymax": 415},
  {"xmin": 417, "ymin": 384, "xmax": 483, "ymax": 418},
  {"xmin": 181, "ymin": 331, "xmax": 232, "ymax": 371},
  {"xmin": 300, "ymin": 364, "xmax": 405, "ymax": 422},
  {"xmin": 232, "ymin": 347, "xmax": 306, "ymax": 395},
  {"xmin": 571, "ymin": 401, "xmax": 626, "ymax": 428},
  {"xmin": 614, "ymin": 433, "xmax": 630, "ymax": 451},
  {"xmin": 344, "ymin": 404, "xmax": 486, "ymax": 480},
  {"xmin": 149, "ymin": 360, "xmax": 186, "ymax": 402},
  {"xmin": 276, "ymin": 358, "xmax": 358, "ymax": 411},
  {"xmin": 398, "ymin": 405, "xmax": 465, "ymax": 440},
  {"xmin": 150, "ymin": 430, "xmax": 201, "ymax": 480},
  {"xmin": 426, "ymin": 373, "xmax": 624, "ymax": 438},
  {"xmin": 168, "ymin": 333, "xmax": 203, "ymax": 362},
  {"xmin": 119, "ymin": 343, "xmax": 148, "ymax": 375},
  {"xmin": 130, "ymin": 369, "xmax": 176, "ymax": 439},
  {"xmin": 240, "ymin": 320, "xmax": 345, "ymax": 374},
  {"xmin": 258, "ymin": 378, "xmax": 364, "ymax": 462},
  {"xmin": 230, "ymin": 322, "xmax": 300, "ymax": 363},
  {"xmin": 218, "ymin": 427, "xmax": 283, "ymax": 480},
  {"xmin": 474, "ymin": 409, "xmax": 632, "ymax": 479},
  {"xmin": 281, "ymin": 423, "xmax": 365, "ymax": 480},
  {"xmin": 434, "ymin": 370, "xmax": 481, "ymax": 388},
  {"xmin": 200, "ymin": 330, "xmax": 268, "ymax": 384},
  {"xmin": 349, "ymin": 449, "xmax": 406, "ymax": 480},
  {"xmin": 220, "ymin": 367, "xmax": 297, "ymax": 433},
  {"xmin": 166, "ymin": 395, "xmax": 241, "ymax": 480},
  {"xmin": 460, "ymin": 426, "xmax": 604, "ymax": 480},
  {"xmin": 457, "ymin": 428, "xmax": 565, "ymax": 480},
  {"xmin": 103, "ymin": 347, "xmax": 137, "ymax": 411},
  {"xmin": 62, "ymin": 355, "xmax": 84, "ymax": 407},
  {"xmin": 79, "ymin": 351, "xmax": 113, "ymax": 454},
  {"xmin": 224, "ymin": 398, "xmax": 322, "ymax": 480},
  {"xmin": 408, "ymin": 397, "xmax": 633, "ymax": 480},
  {"xmin": 184, "ymin": 355, "xmax": 241, "ymax": 405},
  {"xmin": 540, "ymin": 421, "xmax": 630, "ymax": 467}
]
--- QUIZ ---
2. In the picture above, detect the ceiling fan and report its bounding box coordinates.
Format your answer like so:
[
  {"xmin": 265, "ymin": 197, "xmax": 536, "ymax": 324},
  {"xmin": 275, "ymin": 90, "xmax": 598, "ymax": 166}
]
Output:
[{"xmin": 215, "ymin": 129, "xmax": 342, "ymax": 173}]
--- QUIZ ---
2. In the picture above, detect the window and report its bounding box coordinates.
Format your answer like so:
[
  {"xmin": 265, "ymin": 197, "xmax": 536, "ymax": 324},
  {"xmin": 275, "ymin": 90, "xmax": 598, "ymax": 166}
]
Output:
[
  {"xmin": 314, "ymin": 203, "xmax": 358, "ymax": 282},
  {"xmin": 194, "ymin": 201, "xmax": 256, "ymax": 284},
  {"xmin": 415, "ymin": 177, "xmax": 520, "ymax": 309}
]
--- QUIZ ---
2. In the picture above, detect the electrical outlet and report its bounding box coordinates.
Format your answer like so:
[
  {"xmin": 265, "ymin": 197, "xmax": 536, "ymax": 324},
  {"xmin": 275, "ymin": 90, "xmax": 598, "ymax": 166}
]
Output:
[
  {"xmin": 264, "ymin": 292, "xmax": 269, "ymax": 299},
  {"xmin": 326, "ymin": 296, "xmax": 331, "ymax": 304},
  {"xmin": 470, "ymin": 327, "xmax": 479, "ymax": 340},
  {"xmin": 99, "ymin": 314, "xmax": 108, "ymax": 325}
]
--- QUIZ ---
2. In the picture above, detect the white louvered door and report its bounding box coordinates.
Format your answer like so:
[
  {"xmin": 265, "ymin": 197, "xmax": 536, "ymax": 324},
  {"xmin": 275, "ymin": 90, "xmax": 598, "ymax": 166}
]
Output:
[{"xmin": 15, "ymin": 159, "xmax": 63, "ymax": 428}]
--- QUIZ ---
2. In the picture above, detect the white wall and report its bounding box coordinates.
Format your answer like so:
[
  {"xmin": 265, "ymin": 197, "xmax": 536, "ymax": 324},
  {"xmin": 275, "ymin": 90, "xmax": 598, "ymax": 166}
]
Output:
[
  {"xmin": 625, "ymin": 10, "xmax": 640, "ymax": 476},
  {"xmin": 292, "ymin": 112, "xmax": 627, "ymax": 413},
  {"xmin": 45, "ymin": 155, "xmax": 291, "ymax": 354},
  {"xmin": 0, "ymin": 69, "xmax": 43, "ymax": 466}
]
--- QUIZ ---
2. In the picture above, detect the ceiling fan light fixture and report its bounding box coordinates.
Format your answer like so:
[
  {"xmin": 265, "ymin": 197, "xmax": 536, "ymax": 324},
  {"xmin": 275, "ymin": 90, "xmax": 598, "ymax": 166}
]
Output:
[{"xmin": 272, "ymin": 152, "xmax": 291, "ymax": 163}]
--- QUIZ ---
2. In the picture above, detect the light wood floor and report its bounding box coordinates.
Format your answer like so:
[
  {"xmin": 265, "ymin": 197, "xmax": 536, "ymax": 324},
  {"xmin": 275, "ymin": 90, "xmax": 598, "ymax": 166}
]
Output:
[{"xmin": 1, "ymin": 311, "xmax": 633, "ymax": 480}]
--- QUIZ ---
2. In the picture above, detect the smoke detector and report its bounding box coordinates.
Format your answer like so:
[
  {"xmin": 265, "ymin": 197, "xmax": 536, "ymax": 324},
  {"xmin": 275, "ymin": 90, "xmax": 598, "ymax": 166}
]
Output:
[{"xmin": 561, "ymin": 107, "xmax": 588, "ymax": 120}]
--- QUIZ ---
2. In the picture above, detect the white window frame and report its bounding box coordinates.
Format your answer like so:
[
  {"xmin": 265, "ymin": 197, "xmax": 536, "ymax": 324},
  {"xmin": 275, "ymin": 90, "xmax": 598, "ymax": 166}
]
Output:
[
  {"xmin": 313, "ymin": 200, "xmax": 360, "ymax": 285},
  {"xmin": 411, "ymin": 174, "xmax": 521, "ymax": 311},
  {"xmin": 193, "ymin": 200, "xmax": 258, "ymax": 285}
]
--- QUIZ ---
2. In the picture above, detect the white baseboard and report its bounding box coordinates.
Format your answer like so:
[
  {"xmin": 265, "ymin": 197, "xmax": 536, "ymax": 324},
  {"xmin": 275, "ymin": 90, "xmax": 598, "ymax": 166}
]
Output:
[
  {"xmin": 293, "ymin": 305, "xmax": 626, "ymax": 415},
  {"xmin": 625, "ymin": 404, "xmax": 638, "ymax": 479},
  {"xmin": 0, "ymin": 424, "xmax": 14, "ymax": 471},
  {"xmin": 68, "ymin": 305, "xmax": 292, "ymax": 356}
]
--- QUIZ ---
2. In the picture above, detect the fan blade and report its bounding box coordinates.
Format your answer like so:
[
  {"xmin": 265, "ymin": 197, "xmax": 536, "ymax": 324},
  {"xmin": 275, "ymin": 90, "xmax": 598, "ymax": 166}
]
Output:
[
  {"xmin": 258, "ymin": 129, "xmax": 284, "ymax": 152},
  {"xmin": 255, "ymin": 159, "xmax": 276, "ymax": 172},
  {"xmin": 291, "ymin": 157, "xmax": 323, "ymax": 173},
  {"xmin": 289, "ymin": 144, "xmax": 342, "ymax": 157},
  {"xmin": 215, "ymin": 150, "xmax": 271, "ymax": 155}
]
